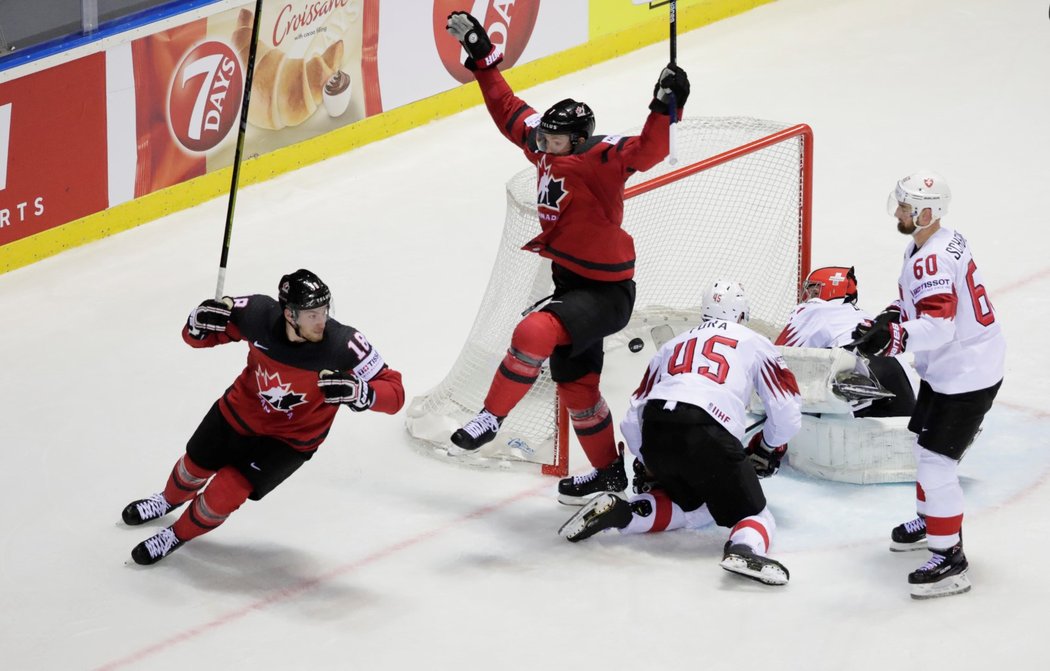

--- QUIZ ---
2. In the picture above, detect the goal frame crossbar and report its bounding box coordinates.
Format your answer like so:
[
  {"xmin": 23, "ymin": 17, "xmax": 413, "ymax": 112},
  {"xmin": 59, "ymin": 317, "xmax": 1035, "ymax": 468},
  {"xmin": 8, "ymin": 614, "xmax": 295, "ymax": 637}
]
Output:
[{"xmin": 545, "ymin": 123, "xmax": 813, "ymax": 476}]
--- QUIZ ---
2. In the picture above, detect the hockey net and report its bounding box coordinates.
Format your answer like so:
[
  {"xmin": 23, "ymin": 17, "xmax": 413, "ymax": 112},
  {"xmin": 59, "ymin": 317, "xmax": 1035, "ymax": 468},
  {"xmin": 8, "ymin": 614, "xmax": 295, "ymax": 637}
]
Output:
[{"xmin": 406, "ymin": 117, "xmax": 813, "ymax": 476}]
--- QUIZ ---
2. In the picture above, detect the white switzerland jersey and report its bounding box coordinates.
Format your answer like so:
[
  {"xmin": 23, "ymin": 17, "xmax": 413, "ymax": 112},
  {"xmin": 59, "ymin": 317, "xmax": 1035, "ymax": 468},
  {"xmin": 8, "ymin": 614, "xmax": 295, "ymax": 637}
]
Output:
[
  {"xmin": 775, "ymin": 299, "xmax": 873, "ymax": 348},
  {"xmin": 620, "ymin": 319, "xmax": 802, "ymax": 458},
  {"xmin": 896, "ymin": 226, "xmax": 1005, "ymax": 394}
]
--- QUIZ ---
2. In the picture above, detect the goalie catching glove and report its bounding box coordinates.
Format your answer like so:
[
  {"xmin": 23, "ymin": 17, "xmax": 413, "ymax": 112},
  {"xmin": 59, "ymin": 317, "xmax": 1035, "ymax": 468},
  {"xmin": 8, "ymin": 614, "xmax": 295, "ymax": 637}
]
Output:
[
  {"xmin": 446, "ymin": 12, "xmax": 503, "ymax": 71},
  {"xmin": 745, "ymin": 432, "xmax": 787, "ymax": 478},
  {"xmin": 187, "ymin": 297, "xmax": 233, "ymax": 339},
  {"xmin": 650, "ymin": 63, "xmax": 690, "ymax": 115},
  {"xmin": 317, "ymin": 370, "xmax": 375, "ymax": 411},
  {"xmin": 850, "ymin": 310, "xmax": 908, "ymax": 357}
]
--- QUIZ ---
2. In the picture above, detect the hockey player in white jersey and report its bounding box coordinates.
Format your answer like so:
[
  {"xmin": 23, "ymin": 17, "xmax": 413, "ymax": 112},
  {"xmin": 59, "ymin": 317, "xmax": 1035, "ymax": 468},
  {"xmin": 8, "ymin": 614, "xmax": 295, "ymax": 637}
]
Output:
[
  {"xmin": 776, "ymin": 266, "xmax": 867, "ymax": 348},
  {"xmin": 852, "ymin": 171, "xmax": 1005, "ymax": 599},
  {"xmin": 777, "ymin": 265, "xmax": 917, "ymax": 417},
  {"xmin": 558, "ymin": 281, "xmax": 801, "ymax": 586}
]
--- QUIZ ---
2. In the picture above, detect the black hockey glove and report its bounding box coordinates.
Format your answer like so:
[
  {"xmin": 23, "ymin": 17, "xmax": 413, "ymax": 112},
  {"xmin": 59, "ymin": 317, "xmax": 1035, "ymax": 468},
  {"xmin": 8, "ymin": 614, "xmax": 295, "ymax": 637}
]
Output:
[
  {"xmin": 632, "ymin": 457, "xmax": 661, "ymax": 495},
  {"xmin": 318, "ymin": 370, "xmax": 375, "ymax": 411},
  {"xmin": 746, "ymin": 432, "xmax": 787, "ymax": 478},
  {"xmin": 186, "ymin": 297, "xmax": 233, "ymax": 339},
  {"xmin": 649, "ymin": 63, "xmax": 690, "ymax": 115},
  {"xmin": 446, "ymin": 12, "xmax": 503, "ymax": 71},
  {"xmin": 850, "ymin": 311, "xmax": 908, "ymax": 357}
]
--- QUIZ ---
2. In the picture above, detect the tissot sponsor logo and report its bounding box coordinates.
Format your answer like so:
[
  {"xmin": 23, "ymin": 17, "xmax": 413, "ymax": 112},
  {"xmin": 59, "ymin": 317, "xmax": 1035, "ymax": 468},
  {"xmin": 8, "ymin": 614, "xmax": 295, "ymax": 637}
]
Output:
[
  {"xmin": 433, "ymin": 0, "xmax": 541, "ymax": 84},
  {"xmin": 168, "ymin": 41, "xmax": 244, "ymax": 153},
  {"xmin": 912, "ymin": 278, "xmax": 952, "ymax": 295}
]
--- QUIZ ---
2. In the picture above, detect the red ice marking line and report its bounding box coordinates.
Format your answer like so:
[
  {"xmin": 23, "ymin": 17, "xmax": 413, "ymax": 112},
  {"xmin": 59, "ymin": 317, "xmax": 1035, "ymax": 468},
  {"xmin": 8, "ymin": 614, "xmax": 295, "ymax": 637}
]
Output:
[
  {"xmin": 996, "ymin": 265, "xmax": 1050, "ymax": 295},
  {"xmin": 94, "ymin": 481, "xmax": 551, "ymax": 671}
]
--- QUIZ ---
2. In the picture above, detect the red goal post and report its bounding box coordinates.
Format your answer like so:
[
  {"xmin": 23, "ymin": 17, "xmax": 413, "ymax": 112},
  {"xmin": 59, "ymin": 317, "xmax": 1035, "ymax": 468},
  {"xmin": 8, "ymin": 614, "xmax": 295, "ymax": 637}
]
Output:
[{"xmin": 406, "ymin": 118, "xmax": 813, "ymax": 477}]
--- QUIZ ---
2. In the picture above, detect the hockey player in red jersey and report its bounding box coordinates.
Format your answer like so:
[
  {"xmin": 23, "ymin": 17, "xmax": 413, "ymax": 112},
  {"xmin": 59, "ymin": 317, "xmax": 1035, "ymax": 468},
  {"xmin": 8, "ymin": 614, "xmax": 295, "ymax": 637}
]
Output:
[
  {"xmin": 444, "ymin": 11, "xmax": 689, "ymax": 504},
  {"xmin": 852, "ymin": 172, "xmax": 1005, "ymax": 599},
  {"xmin": 559, "ymin": 281, "xmax": 801, "ymax": 586},
  {"xmin": 777, "ymin": 265, "xmax": 917, "ymax": 417},
  {"xmin": 121, "ymin": 270, "xmax": 405, "ymax": 565}
]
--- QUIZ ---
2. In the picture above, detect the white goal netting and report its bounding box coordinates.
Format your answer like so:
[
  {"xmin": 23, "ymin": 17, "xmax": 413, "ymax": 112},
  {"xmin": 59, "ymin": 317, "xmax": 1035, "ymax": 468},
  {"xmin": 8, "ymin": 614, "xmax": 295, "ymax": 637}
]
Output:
[{"xmin": 406, "ymin": 117, "xmax": 812, "ymax": 475}]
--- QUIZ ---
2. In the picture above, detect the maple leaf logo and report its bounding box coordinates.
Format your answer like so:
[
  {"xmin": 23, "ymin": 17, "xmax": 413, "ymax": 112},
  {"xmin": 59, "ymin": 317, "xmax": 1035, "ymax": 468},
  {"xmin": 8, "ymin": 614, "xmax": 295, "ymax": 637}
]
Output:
[
  {"xmin": 255, "ymin": 367, "xmax": 307, "ymax": 414},
  {"xmin": 536, "ymin": 158, "xmax": 568, "ymax": 211}
]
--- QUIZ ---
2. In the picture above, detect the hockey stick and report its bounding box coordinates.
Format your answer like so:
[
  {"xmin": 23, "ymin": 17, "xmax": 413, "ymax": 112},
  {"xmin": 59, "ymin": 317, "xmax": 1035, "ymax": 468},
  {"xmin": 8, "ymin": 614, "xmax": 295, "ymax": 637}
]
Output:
[
  {"xmin": 667, "ymin": 0, "xmax": 678, "ymax": 165},
  {"xmin": 745, "ymin": 416, "xmax": 767, "ymax": 434},
  {"xmin": 631, "ymin": 0, "xmax": 679, "ymax": 165},
  {"xmin": 214, "ymin": 0, "xmax": 265, "ymax": 300}
]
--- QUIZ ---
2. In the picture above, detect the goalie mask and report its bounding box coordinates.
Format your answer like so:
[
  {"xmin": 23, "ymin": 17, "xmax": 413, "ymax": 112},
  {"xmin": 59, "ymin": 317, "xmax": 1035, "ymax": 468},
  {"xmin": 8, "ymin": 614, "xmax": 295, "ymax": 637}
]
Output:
[
  {"xmin": 802, "ymin": 266, "xmax": 858, "ymax": 304},
  {"xmin": 700, "ymin": 280, "xmax": 750, "ymax": 324},
  {"xmin": 887, "ymin": 171, "xmax": 951, "ymax": 226}
]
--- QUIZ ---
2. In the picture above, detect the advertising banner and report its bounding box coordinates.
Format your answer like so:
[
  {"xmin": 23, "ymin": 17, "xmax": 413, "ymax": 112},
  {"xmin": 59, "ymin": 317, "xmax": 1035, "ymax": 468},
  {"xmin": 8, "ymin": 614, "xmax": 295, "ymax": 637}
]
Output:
[
  {"xmin": 0, "ymin": 54, "xmax": 109, "ymax": 247},
  {"xmin": 378, "ymin": 0, "xmax": 588, "ymax": 112},
  {"xmin": 130, "ymin": 0, "xmax": 381, "ymax": 197}
]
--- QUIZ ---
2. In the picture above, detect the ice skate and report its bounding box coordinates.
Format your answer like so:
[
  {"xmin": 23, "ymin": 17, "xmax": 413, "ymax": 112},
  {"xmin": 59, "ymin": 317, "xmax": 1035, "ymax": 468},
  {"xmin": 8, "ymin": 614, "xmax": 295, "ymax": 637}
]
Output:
[
  {"xmin": 130, "ymin": 527, "xmax": 183, "ymax": 565},
  {"xmin": 557, "ymin": 455, "xmax": 628, "ymax": 505},
  {"xmin": 558, "ymin": 493, "xmax": 634, "ymax": 542},
  {"xmin": 890, "ymin": 515, "xmax": 927, "ymax": 552},
  {"xmin": 449, "ymin": 409, "xmax": 502, "ymax": 453},
  {"xmin": 122, "ymin": 492, "xmax": 181, "ymax": 526},
  {"xmin": 720, "ymin": 542, "xmax": 790, "ymax": 586},
  {"xmin": 908, "ymin": 544, "xmax": 970, "ymax": 599}
]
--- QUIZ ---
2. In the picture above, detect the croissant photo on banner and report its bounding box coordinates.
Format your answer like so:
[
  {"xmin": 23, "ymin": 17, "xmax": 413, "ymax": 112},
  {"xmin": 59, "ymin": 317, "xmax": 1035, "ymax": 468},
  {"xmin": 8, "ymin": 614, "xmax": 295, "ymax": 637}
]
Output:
[{"xmin": 131, "ymin": 0, "xmax": 380, "ymax": 197}]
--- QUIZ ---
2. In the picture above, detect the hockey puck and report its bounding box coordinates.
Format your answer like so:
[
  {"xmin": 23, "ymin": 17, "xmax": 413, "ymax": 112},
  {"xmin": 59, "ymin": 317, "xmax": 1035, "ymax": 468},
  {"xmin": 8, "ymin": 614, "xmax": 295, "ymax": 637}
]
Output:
[{"xmin": 628, "ymin": 337, "xmax": 645, "ymax": 353}]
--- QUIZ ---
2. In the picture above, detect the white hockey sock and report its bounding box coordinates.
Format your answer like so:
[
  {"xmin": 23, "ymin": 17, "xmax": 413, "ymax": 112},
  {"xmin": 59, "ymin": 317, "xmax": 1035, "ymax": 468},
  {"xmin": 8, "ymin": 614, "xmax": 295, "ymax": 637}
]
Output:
[{"xmin": 728, "ymin": 507, "xmax": 776, "ymax": 555}]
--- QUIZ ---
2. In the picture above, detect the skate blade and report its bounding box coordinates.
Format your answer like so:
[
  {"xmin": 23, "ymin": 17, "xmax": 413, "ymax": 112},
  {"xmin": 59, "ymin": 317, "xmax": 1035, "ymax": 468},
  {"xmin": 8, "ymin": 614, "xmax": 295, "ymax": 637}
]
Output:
[
  {"xmin": 557, "ymin": 494, "xmax": 619, "ymax": 542},
  {"xmin": 557, "ymin": 489, "xmax": 626, "ymax": 507},
  {"xmin": 720, "ymin": 555, "xmax": 789, "ymax": 586},
  {"xmin": 890, "ymin": 539, "xmax": 928, "ymax": 552},
  {"xmin": 910, "ymin": 571, "xmax": 971, "ymax": 600}
]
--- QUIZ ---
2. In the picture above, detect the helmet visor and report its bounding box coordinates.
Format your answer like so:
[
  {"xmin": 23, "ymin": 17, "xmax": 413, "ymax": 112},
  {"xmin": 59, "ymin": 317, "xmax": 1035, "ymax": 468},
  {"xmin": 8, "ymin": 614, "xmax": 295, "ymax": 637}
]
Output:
[{"xmin": 536, "ymin": 131, "xmax": 572, "ymax": 155}]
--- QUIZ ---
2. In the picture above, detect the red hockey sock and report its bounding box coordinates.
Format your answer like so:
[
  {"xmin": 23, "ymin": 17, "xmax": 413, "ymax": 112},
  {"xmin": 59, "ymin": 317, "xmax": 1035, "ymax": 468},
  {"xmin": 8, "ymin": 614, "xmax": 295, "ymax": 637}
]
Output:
[
  {"xmin": 172, "ymin": 466, "xmax": 252, "ymax": 542},
  {"xmin": 560, "ymin": 374, "xmax": 617, "ymax": 468},
  {"xmin": 163, "ymin": 454, "xmax": 215, "ymax": 505},
  {"xmin": 484, "ymin": 311, "xmax": 570, "ymax": 417}
]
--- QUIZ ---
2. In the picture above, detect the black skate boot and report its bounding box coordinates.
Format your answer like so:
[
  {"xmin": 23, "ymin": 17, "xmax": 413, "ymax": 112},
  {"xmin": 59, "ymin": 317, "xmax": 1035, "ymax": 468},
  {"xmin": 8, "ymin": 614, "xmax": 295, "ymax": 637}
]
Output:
[
  {"xmin": 908, "ymin": 543, "xmax": 970, "ymax": 599},
  {"xmin": 131, "ymin": 527, "xmax": 183, "ymax": 565},
  {"xmin": 449, "ymin": 409, "xmax": 503, "ymax": 453},
  {"xmin": 557, "ymin": 493, "xmax": 639, "ymax": 542},
  {"xmin": 720, "ymin": 542, "xmax": 790, "ymax": 586},
  {"xmin": 122, "ymin": 493, "xmax": 181, "ymax": 526},
  {"xmin": 557, "ymin": 454, "xmax": 628, "ymax": 505},
  {"xmin": 890, "ymin": 514, "xmax": 927, "ymax": 552}
]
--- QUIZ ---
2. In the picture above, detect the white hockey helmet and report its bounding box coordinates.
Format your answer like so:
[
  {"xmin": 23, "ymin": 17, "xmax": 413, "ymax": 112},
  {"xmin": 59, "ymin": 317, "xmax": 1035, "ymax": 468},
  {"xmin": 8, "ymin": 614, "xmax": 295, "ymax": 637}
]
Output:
[
  {"xmin": 887, "ymin": 171, "xmax": 951, "ymax": 225},
  {"xmin": 700, "ymin": 280, "xmax": 750, "ymax": 324}
]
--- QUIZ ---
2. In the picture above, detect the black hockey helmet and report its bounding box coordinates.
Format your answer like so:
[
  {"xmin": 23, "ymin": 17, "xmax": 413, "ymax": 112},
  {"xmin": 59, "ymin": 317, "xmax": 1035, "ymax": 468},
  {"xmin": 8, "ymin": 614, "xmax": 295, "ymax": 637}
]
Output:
[
  {"xmin": 538, "ymin": 98, "xmax": 595, "ymax": 148},
  {"xmin": 279, "ymin": 269, "xmax": 331, "ymax": 312}
]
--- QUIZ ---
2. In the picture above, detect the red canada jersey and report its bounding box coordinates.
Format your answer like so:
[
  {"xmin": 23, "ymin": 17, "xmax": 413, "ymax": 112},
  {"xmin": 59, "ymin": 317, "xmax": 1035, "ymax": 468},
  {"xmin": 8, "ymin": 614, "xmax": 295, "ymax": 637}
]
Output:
[
  {"xmin": 474, "ymin": 68, "xmax": 671, "ymax": 282},
  {"xmin": 181, "ymin": 295, "xmax": 404, "ymax": 452}
]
